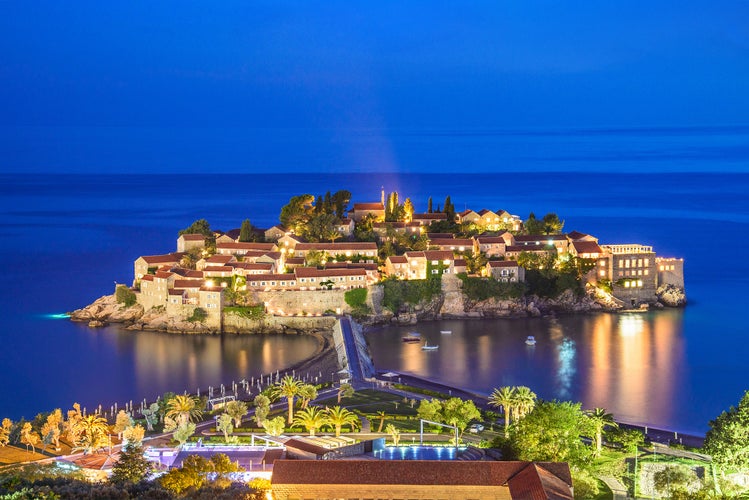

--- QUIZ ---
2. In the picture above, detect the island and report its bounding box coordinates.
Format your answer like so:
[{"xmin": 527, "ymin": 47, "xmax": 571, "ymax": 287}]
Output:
[{"xmin": 70, "ymin": 188, "xmax": 687, "ymax": 334}]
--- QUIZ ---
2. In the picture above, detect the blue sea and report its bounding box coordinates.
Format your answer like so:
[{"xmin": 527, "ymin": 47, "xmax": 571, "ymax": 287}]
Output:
[{"xmin": 1, "ymin": 129, "xmax": 748, "ymax": 434}]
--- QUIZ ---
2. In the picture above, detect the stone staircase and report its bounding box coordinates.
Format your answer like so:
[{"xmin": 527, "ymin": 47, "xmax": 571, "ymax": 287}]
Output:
[{"xmin": 457, "ymin": 445, "xmax": 485, "ymax": 461}]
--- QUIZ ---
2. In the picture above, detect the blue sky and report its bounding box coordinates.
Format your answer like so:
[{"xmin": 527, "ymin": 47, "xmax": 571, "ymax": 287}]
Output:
[{"xmin": 1, "ymin": 1, "xmax": 748, "ymax": 173}]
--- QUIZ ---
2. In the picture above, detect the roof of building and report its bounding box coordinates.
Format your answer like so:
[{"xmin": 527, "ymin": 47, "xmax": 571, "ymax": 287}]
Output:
[
  {"xmin": 454, "ymin": 259, "xmax": 467, "ymax": 267},
  {"xmin": 412, "ymin": 212, "xmax": 447, "ymax": 220},
  {"xmin": 271, "ymin": 460, "xmax": 573, "ymax": 494},
  {"xmin": 168, "ymin": 290, "xmax": 185, "ymax": 296},
  {"xmin": 199, "ymin": 286, "xmax": 224, "ymax": 292},
  {"xmin": 325, "ymin": 262, "xmax": 379, "ymax": 271},
  {"xmin": 566, "ymin": 230, "xmax": 590, "ymax": 241},
  {"xmin": 140, "ymin": 275, "xmax": 154, "ymax": 282},
  {"xmin": 572, "ymin": 241, "xmax": 604, "ymax": 254},
  {"xmin": 179, "ymin": 234, "xmax": 205, "ymax": 241},
  {"xmin": 423, "ymin": 250, "xmax": 456, "ymax": 261},
  {"xmin": 489, "ymin": 260, "xmax": 520, "ymax": 268},
  {"xmin": 294, "ymin": 267, "xmax": 366, "ymax": 278},
  {"xmin": 216, "ymin": 242, "xmax": 277, "ymax": 251},
  {"xmin": 478, "ymin": 208, "xmax": 498, "ymax": 216},
  {"xmin": 427, "ymin": 233, "xmax": 455, "ymax": 239},
  {"xmin": 230, "ymin": 262, "xmax": 274, "ymax": 270},
  {"xmin": 434, "ymin": 238, "xmax": 473, "ymax": 247},
  {"xmin": 284, "ymin": 257, "xmax": 305, "ymax": 265},
  {"xmin": 294, "ymin": 242, "xmax": 378, "ymax": 251},
  {"xmin": 506, "ymin": 245, "xmax": 553, "ymax": 253},
  {"xmin": 352, "ymin": 202, "xmax": 385, "ymax": 211},
  {"xmin": 138, "ymin": 252, "xmax": 184, "ymax": 264},
  {"xmin": 203, "ymin": 266, "xmax": 233, "ymax": 273},
  {"xmin": 205, "ymin": 255, "xmax": 234, "ymax": 264},
  {"xmin": 476, "ymin": 235, "xmax": 509, "ymax": 244},
  {"xmin": 154, "ymin": 271, "xmax": 173, "ymax": 279},
  {"xmin": 246, "ymin": 274, "xmax": 296, "ymax": 282},
  {"xmin": 173, "ymin": 279, "xmax": 203, "ymax": 289},
  {"xmin": 515, "ymin": 234, "xmax": 569, "ymax": 242},
  {"xmin": 387, "ymin": 255, "xmax": 408, "ymax": 264},
  {"xmin": 458, "ymin": 209, "xmax": 478, "ymax": 217}
]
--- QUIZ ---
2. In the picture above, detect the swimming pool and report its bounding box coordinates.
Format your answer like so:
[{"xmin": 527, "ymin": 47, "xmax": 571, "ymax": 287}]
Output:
[{"xmin": 372, "ymin": 446, "xmax": 465, "ymax": 460}]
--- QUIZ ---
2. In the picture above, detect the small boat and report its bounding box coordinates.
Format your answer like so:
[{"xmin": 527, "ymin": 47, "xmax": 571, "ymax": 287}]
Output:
[
  {"xmin": 402, "ymin": 334, "xmax": 421, "ymax": 342},
  {"xmin": 525, "ymin": 335, "xmax": 536, "ymax": 346},
  {"xmin": 440, "ymin": 330, "xmax": 452, "ymax": 334},
  {"xmin": 422, "ymin": 342, "xmax": 439, "ymax": 351}
]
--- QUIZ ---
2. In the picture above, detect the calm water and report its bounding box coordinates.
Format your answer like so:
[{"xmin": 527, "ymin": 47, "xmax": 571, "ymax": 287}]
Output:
[{"xmin": 1, "ymin": 135, "xmax": 748, "ymax": 432}]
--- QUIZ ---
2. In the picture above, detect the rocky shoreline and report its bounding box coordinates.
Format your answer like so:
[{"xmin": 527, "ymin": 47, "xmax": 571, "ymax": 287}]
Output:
[{"xmin": 68, "ymin": 276, "xmax": 686, "ymax": 334}]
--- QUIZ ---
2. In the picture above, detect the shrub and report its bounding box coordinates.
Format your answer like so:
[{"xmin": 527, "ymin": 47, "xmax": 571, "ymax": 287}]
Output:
[
  {"xmin": 381, "ymin": 277, "xmax": 441, "ymax": 312},
  {"xmin": 344, "ymin": 288, "xmax": 368, "ymax": 308},
  {"xmin": 187, "ymin": 307, "xmax": 208, "ymax": 323},
  {"xmin": 457, "ymin": 274, "xmax": 525, "ymax": 301},
  {"xmin": 115, "ymin": 286, "xmax": 137, "ymax": 307},
  {"xmin": 224, "ymin": 305, "xmax": 265, "ymax": 320}
]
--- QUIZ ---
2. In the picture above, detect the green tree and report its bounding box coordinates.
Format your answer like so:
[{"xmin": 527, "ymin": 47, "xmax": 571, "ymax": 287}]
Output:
[
  {"xmin": 122, "ymin": 424, "xmax": 145, "ymax": 448},
  {"xmin": 514, "ymin": 386, "xmax": 537, "ymax": 419},
  {"xmin": 403, "ymin": 198, "xmax": 414, "ymax": 221},
  {"xmin": 0, "ymin": 418, "xmax": 12, "ymax": 447},
  {"xmin": 72, "ymin": 415, "xmax": 109, "ymax": 454},
  {"xmin": 441, "ymin": 398, "xmax": 481, "ymax": 440},
  {"xmin": 225, "ymin": 400, "xmax": 249, "ymax": 428},
  {"xmin": 298, "ymin": 384, "xmax": 318, "ymax": 410},
  {"xmin": 305, "ymin": 249, "xmax": 329, "ymax": 268},
  {"xmin": 653, "ymin": 465, "xmax": 696, "ymax": 498},
  {"xmin": 306, "ymin": 213, "xmax": 339, "ymax": 242},
  {"xmin": 160, "ymin": 453, "xmax": 212, "ymax": 494},
  {"xmin": 216, "ymin": 413, "xmax": 234, "ymax": 442},
  {"xmin": 238, "ymin": 219, "xmax": 255, "ymax": 242},
  {"xmin": 262, "ymin": 416, "xmax": 286, "ymax": 437},
  {"xmin": 113, "ymin": 410, "xmax": 132, "ymax": 441},
  {"xmin": 427, "ymin": 196, "xmax": 433, "ymax": 213},
  {"xmin": 279, "ymin": 194, "xmax": 314, "ymax": 233},
  {"xmin": 443, "ymin": 195, "xmax": 455, "ymax": 221},
  {"xmin": 179, "ymin": 218, "xmax": 212, "ymax": 237},
  {"xmin": 325, "ymin": 406, "xmax": 359, "ymax": 437},
  {"xmin": 293, "ymin": 406, "xmax": 326, "ymax": 437},
  {"xmin": 20, "ymin": 423, "xmax": 40, "ymax": 454},
  {"xmin": 115, "ymin": 285, "xmax": 137, "ymax": 307},
  {"xmin": 489, "ymin": 386, "xmax": 516, "ymax": 438},
  {"xmin": 253, "ymin": 394, "xmax": 271, "ymax": 427},
  {"xmin": 386, "ymin": 423, "xmax": 401, "ymax": 446},
  {"xmin": 110, "ymin": 443, "xmax": 152, "ymax": 485},
  {"xmin": 585, "ymin": 407, "xmax": 617, "ymax": 456},
  {"xmin": 40, "ymin": 409, "xmax": 63, "ymax": 452},
  {"xmin": 416, "ymin": 398, "xmax": 443, "ymax": 424},
  {"xmin": 331, "ymin": 190, "xmax": 352, "ymax": 219},
  {"xmin": 337, "ymin": 383, "xmax": 354, "ymax": 403},
  {"xmin": 704, "ymin": 390, "xmax": 749, "ymax": 472},
  {"xmin": 173, "ymin": 422, "xmax": 196, "ymax": 446},
  {"xmin": 274, "ymin": 376, "xmax": 303, "ymax": 424},
  {"xmin": 166, "ymin": 395, "xmax": 203, "ymax": 427},
  {"xmin": 542, "ymin": 212, "xmax": 565, "ymax": 234},
  {"xmin": 524, "ymin": 212, "xmax": 544, "ymax": 235},
  {"xmin": 375, "ymin": 411, "xmax": 387, "ymax": 433},
  {"xmin": 511, "ymin": 400, "xmax": 592, "ymax": 466}
]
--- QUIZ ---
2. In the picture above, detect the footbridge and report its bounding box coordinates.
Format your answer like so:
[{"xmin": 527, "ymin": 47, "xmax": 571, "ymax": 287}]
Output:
[{"xmin": 332, "ymin": 316, "xmax": 375, "ymax": 383}]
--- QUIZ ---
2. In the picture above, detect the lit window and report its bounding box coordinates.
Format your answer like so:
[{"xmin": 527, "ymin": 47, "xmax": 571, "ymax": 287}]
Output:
[
  {"xmin": 644, "ymin": 270, "xmax": 649, "ymax": 276},
  {"xmin": 660, "ymin": 265, "xmax": 664, "ymax": 271},
  {"xmin": 637, "ymin": 280, "xmax": 643, "ymax": 287},
  {"xmin": 599, "ymin": 270, "xmax": 605, "ymax": 277},
  {"xmin": 600, "ymin": 260, "xmax": 606, "ymax": 267},
  {"xmin": 624, "ymin": 281, "xmax": 630, "ymax": 288},
  {"xmin": 644, "ymin": 259, "xmax": 649, "ymax": 267}
]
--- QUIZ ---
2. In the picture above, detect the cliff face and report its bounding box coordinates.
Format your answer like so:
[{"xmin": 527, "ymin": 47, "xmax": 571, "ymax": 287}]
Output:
[{"xmin": 656, "ymin": 284, "xmax": 687, "ymax": 307}]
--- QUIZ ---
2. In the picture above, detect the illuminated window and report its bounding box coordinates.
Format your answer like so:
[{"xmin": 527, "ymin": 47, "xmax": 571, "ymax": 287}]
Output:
[
  {"xmin": 625, "ymin": 260, "xmax": 630, "ymax": 268},
  {"xmin": 638, "ymin": 259, "xmax": 643, "ymax": 267},
  {"xmin": 637, "ymin": 280, "xmax": 643, "ymax": 287},
  {"xmin": 599, "ymin": 270, "xmax": 606, "ymax": 277},
  {"xmin": 644, "ymin": 259, "xmax": 649, "ymax": 267},
  {"xmin": 644, "ymin": 269, "xmax": 649, "ymax": 276},
  {"xmin": 660, "ymin": 265, "xmax": 664, "ymax": 271},
  {"xmin": 600, "ymin": 260, "xmax": 606, "ymax": 267}
]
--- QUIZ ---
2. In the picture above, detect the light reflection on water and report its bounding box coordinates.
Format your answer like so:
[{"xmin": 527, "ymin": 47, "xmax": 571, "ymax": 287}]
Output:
[{"xmin": 367, "ymin": 311, "xmax": 692, "ymax": 432}]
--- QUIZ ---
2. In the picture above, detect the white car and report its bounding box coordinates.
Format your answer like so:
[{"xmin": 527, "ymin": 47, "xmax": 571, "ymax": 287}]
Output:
[{"xmin": 468, "ymin": 423, "xmax": 485, "ymax": 433}]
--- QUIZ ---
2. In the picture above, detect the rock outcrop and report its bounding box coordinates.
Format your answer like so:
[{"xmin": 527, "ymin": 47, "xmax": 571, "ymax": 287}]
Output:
[
  {"xmin": 656, "ymin": 284, "xmax": 687, "ymax": 307},
  {"xmin": 69, "ymin": 295, "xmax": 144, "ymax": 326}
]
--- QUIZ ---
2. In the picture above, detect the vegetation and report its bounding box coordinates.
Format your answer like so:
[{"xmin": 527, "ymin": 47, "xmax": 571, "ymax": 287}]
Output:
[
  {"xmin": 273, "ymin": 375, "xmax": 303, "ymax": 424},
  {"xmin": 115, "ymin": 285, "xmax": 137, "ymax": 307},
  {"xmin": 416, "ymin": 397, "xmax": 481, "ymax": 440},
  {"xmin": 324, "ymin": 405, "xmax": 359, "ymax": 437},
  {"xmin": 344, "ymin": 288, "xmax": 367, "ymax": 308},
  {"xmin": 224, "ymin": 305, "xmax": 265, "ymax": 320},
  {"xmin": 457, "ymin": 273, "xmax": 525, "ymax": 301},
  {"xmin": 381, "ymin": 276, "xmax": 442, "ymax": 312},
  {"xmin": 704, "ymin": 390, "xmax": 749, "ymax": 472},
  {"xmin": 238, "ymin": 218, "xmax": 259, "ymax": 242},
  {"xmin": 110, "ymin": 443, "xmax": 153, "ymax": 485},
  {"xmin": 187, "ymin": 307, "xmax": 208, "ymax": 323},
  {"xmin": 293, "ymin": 406, "xmax": 326, "ymax": 436}
]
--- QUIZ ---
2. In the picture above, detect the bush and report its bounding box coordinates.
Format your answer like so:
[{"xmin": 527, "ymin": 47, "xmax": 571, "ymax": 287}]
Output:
[
  {"xmin": 457, "ymin": 274, "xmax": 525, "ymax": 301},
  {"xmin": 115, "ymin": 285, "xmax": 137, "ymax": 307},
  {"xmin": 187, "ymin": 307, "xmax": 208, "ymax": 323},
  {"xmin": 344, "ymin": 288, "xmax": 368, "ymax": 308},
  {"xmin": 224, "ymin": 305, "xmax": 265, "ymax": 320},
  {"xmin": 381, "ymin": 277, "xmax": 441, "ymax": 312}
]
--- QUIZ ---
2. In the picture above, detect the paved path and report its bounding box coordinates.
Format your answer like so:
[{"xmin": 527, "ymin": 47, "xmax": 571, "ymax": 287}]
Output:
[{"xmin": 599, "ymin": 475, "xmax": 629, "ymax": 500}]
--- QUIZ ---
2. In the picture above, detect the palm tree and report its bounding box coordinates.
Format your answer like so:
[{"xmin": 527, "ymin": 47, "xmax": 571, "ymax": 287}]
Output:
[
  {"xmin": 274, "ymin": 376, "xmax": 303, "ymax": 424},
  {"xmin": 488, "ymin": 386, "xmax": 516, "ymax": 438},
  {"xmin": 73, "ymin": 415, "xmax": 110, "ymax": 454},
  {"xmin": 298, "ymin": 384, "xmax": 318, "ymax": 410},
  {"xmin": 586, "ymin": 407, "xmax": 617, "ymax": 455},
  {"xmin": 376, "ymin": 411, "xmax": 387, "ymax": 433},
  {"xmin": 293, "ymin": 406, "xmax": 326, "ymax": 437},
  {"xmin": 325, "ymin": 406, "xmax": 359, "ymax": 437},
  {"xmin": 514, "ymin": 386, "xmax": 537, "ymax": 419},
  {"xmin": 165, "ymin": 395, "xmax": 203, "ymax": 427}
]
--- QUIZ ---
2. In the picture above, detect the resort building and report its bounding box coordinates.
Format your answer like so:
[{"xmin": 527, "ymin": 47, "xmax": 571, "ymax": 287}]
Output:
[
  {"xmin": 133, "ymin": 253, "xmax": 184, "ymax": 281},
  {"xmin": 372, "ymin": 221, "xmax": 422, "ymax": 238},
  {"xmin": 411, "ymin": 212, "xmax": 447, "ymax": 225},
  {"xmin": 601, "ymin": 244, "xmax": 658, "ymax": 305},
  {"xmin": 264, "ymin": 224, "xmax": 288, "ymax": 241},
  {"xmin": 475, "ymin": 233, "xmax": 514, "ymax": 258},
  {"xmin": 514, "ymin": 234, "xmax": 570, "ymax": 255},
  {"xmin": 431, "ymin": 238, "xmax": 474, "ymax": 253},
  {"xmin": 487, "ymin": 260, "xmax": 525, "ymax": 282},
  {"xmin": 293, "ymin": 242, "xmax": 378, "ymax": 261},
  {"xmin": 270, "ymin": 460, "xmax": 574, "ymax": 500},
  {"xmin": 656, "ymin": 257, "xmax": 685, "ymax": 288},
  {"xmin": 215, "ymin": 242, "xmax": 278, "ymax": 256},
  {"xmin": 387, "ymin": 250, "xmax": 455, "ymax": 280},
  {"xmin": 350, "ymin": 202, "xmax": 385, "ymax": 222},
  {"xmin": 176, "ymin": 233, "xmax": 206, "ymax": 253}
]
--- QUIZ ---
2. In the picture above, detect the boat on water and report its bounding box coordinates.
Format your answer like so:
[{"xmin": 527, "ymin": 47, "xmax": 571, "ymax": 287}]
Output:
[
  {"xmin": 422, "ymin": 342, "xmax": 439, "ymax": 351},
  {"xmin": 525, "ymin": 335, "xmax": 536, "ymax": 346},
  {"xmin": 402, "ymin": 333, "xmax": 421, "ymax": 342},
  {"xmin": 440, "ymin": 330, "xmax": 452, "ymax": 334}
]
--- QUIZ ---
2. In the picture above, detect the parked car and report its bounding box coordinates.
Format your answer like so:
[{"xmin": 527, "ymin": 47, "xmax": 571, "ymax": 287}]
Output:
[{"xmin": 468, "ymin": 423, "xmax": 485, "ymax": 433}]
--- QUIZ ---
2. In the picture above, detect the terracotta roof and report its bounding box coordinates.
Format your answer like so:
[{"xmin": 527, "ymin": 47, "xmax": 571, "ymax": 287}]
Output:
[
  {"xmin": 325, "ymin": 262, "xmax": 379, "ymax": 270},
  {"xmin": 427, "ymin": 233, "xmax": 455, "ymax": 239},
  {"xmin": 477, "ymin": 236, "xmax": 508, "ymax": 244},
  {"xmin": 515, "ymin": 234, "xmax": 569, "ymax": 242},
  {"xmin": 489, "ymin": 260, "xmax": 520, "ymax": 268},
  {"xmin": 352, "ymin": 202, "xmax": 385, "ymax": 211},
  {"xmin": 294, "ymin": 267, "xmax": 366, "ymax": 278},
  {"xmin": 423, "ymin": 250, "xmax": 455, "ymax": 261},
  {"xmin": 412, "ymin": 212, "xmax": 447, "ymax": 220},
  {"xmin": 224, "ymin": 228, "xmax": 241, "ymax": 240},
  {"xmin": 285, "ymin": 257, "xmax": 305, "ymax": 265},
  {"xmin": 566, "ymin": 230, "xmax": 590, "ymax": 241},
  {"xmin": 572, "ymin": 241, "xmax": 603, "ymax": 254},
  {"xmin": 372, "ymin": 222, "xmax": 421, "ymax": 229},
  {"xmin": 295, "ymin": 242, "xmax": 377, "ymax": 251},
  {"xmin": 271, "ymin": 460, "xmax": 573, "ymax": 492},
  {"xmin": 247, "ymin": 274, "xmax": 295, "ymax": 282},
  {"xmin": 454, "ymin": 259, "xmax": 467, "ymax": 267},
  {"xmin": 262, "ymin": 252, "xmax": 283, "ymax": 260},
  {"xmin": 282, "ymin": 438, "xmax": 331, "ymax": 456},
  {"xmin": 230, "ymin": 262, "xmax": 274, "ymax": 270},
  {"xmin": 168, "ymin": 290, "xmax": 185, "ymax": 296},
  {"xmin": 387, "ymin": 256, "xmax": 408, "ymax": 264},
  {"xmin": 434, "ymin": 238, "xmax": 473, "ymax": 247},
  {"xmin": 173, "ymin": 279, "xmax": 203, "ymax": 289},
  {"xmin": 139, "ymin": 253, "xmax": 184, "ymax": 264},
  {"xmin": 508, "ymin": 463, "xmax": 574, "ymax": 500},
  {"xmin": 478, "ymin": 209, "xmax": 498, "ymax": 216},
  {"xmin": 140, "ymin": 275, "xmax": 154, "ymax": 282},
  {"xmin": 458, "ymin": 209, "xmax": 478, "ymax": 217},
  {"xmin": 179, "ymin": 234, "xmax": 205, "ymax": 241},
  {"xmin": 506, "ymin": 245, "xmax": 552, "ymax": 253},
  {"xmin": 199, "ymin": 286, "xmax": 224, "ymax": 292},
  {"xmin": 206, "ymin": 255, "xmax": 234, "ymax": 264},
  {"xmin": 203, "ymin": 266, "xmax": 233, "ymax": 272},
  {"xmin": 217, "ymin": 242, "xmax": 277, "ymax": 251},
  {"xmin": 154, "ymin": 271, "xmax": 173, "ymax": 279}
]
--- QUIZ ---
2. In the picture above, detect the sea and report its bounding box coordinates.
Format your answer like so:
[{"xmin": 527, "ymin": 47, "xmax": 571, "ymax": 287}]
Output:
[{"xmin": 1, "ymin": 127, "xmax": 748, "ymax": 436}]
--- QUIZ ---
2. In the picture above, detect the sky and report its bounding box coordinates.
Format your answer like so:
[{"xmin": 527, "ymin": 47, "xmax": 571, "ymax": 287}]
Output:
[{"xmin": 1, "ymin": 1, "xmax": 748, "ymax": 173}]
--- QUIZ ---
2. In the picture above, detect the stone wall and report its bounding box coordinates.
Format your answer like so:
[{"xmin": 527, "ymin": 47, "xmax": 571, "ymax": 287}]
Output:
[
  {"xmin": 256, "ymin": 289, "xmax": 351, "ymax": 316},
  {"xmin": 223, "ymin": 313, "xmax": 336, "ymax": 334}
]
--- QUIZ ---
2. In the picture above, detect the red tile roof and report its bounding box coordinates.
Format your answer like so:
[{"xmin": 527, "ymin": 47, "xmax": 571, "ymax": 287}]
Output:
[
  {"xmin": 206, "ymin": 255, "xmax": 234, "ymax": 264},
  {"xmin": 246, "ymin": 274, "xmax": 296, "ymax": 282},
  {"xmin": 489, "ymin": 260, "xmax": 520, "ymax": 268},
  {"xmin": 412, "ymin": 212, "xmax": 447, "ymax": 220},
  {"xmin": 294, "ymin": 267, "xmax": 366, "ymax": 278},
  {"xmin": 294, "ymin": 242, "xmax": 377, "ymax": 251},
  {"xmin": 203, "ymin": 266, "xmax": 233, "ymax": 272},
  {"xmin": 230, "ymin": 262, "xmax": 274, "ymax": 270},
  {"xmin": 199, "ymin": 286, "xmax": 224, "ymax": 292},
  {"xmin": 506, "ymin": 245, "xmax": 552, "ymax": 253},
  {"xmin": 271, "ymin": 460, "xmax": 573, "ymax": 495},
  {"xmin": 352, "ymin": 202, "xmax": 385, "ymax": 211},
  {"xmin": 478, "ymin": 208, "xmax": 498, "ymax": 216},
  {"xmin": 217, "ymin": 242, "xmax": 276, "ymax": 251},
  {"xmin": 179, "ymin": 234, "xmax": 205, "ymax": 241},
  {"xmin": 427, "ymin": 233, "xmax": 455, "ymax": 239},
  {"xmin": 434, "ymin": 238, "xmax": 473, "ymax": 247},
  {"xmin": 515, "ymin": 234, "xmax": 569, "ymax": 242},
  {"xmin": 139, "ymin": 253, "xmax": 184, "ymax": 263},
  {"xmin": 476, "ymin": 236, "xmax": 508, "ymax": 244},
  {"xmin": 572, "ymin": 241, "xmax": 603, "ymax": 255},
  {"xmin": 387, "ymin": 256, "xmax": 408, "ymax": 264},
  {"xmin": 173, "ymin": 279, "xmax": 203, "ymax": 289}
]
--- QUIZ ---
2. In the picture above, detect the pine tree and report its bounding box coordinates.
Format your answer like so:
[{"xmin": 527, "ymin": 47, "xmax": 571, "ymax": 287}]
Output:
[
  {"xmin": 427, "ymin": 197, "xmax": 433, "ymax": 213},
  {"xmin": 110, "ymin": 443, "xmax": 153, "ymax": 484},
  {"xmin": 238, "ymin": 219, "xmax": 254, "ymax": 242}
]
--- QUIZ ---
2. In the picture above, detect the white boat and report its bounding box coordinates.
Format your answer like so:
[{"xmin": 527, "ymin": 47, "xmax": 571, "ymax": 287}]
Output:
[
  {"xmin": 422, "ymin": 342, "xmax": 439, "ymax": 351},
  {"xmin": 525, "ymin": 335, "xmax": 536, "ymax": 346},
  {"xmin": 440, "ymin": 330, "xmax": 452, "ymax": 334}
]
